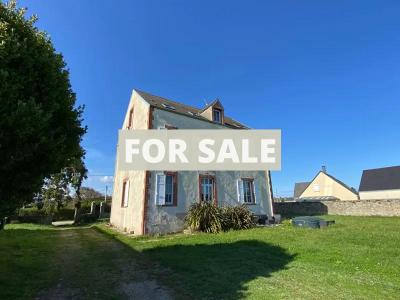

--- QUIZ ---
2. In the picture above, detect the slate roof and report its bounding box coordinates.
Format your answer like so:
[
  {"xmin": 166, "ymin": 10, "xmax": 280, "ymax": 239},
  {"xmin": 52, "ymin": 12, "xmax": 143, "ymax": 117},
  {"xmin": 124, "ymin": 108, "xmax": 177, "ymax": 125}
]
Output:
[
  {"xmin": 359, "ymin": 166, "xmax": 400, "ymax": 192},
  {"xmin": 135, "ymin": 89, "xmax": 248, "ymax": 129},
  {"xmin": 294, "ymin": 182, "xmax": 310, "ymax": 198}
]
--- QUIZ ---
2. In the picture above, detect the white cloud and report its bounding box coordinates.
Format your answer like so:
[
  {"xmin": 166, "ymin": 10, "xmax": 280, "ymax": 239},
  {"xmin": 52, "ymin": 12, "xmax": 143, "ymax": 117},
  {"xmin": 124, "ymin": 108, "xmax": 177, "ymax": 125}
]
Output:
[{"xmin": 100, "ymin": 176, "xmax": 113, "ymax": 183}]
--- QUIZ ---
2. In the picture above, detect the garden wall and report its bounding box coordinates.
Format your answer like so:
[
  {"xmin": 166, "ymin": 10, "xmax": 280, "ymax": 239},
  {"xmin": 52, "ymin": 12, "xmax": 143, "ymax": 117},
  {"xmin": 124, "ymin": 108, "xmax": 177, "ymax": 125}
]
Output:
[{"xmin": 274, "ymin": 199, "xmax": 400, "ymax": 217}]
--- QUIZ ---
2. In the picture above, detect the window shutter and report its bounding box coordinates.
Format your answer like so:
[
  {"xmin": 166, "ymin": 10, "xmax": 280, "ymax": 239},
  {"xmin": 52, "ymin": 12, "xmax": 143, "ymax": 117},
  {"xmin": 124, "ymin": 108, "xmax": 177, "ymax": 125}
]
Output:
[
  {"xmin": 237, "ymin": 179, "xmax": 244, "ymax": 203},
  {"xmin": 253, "ymin": 181, "xmax": 260, "ymax": 204},
  {"xmin": 155, "ymin": 174, "xmax": 166, "ymax": 205}
]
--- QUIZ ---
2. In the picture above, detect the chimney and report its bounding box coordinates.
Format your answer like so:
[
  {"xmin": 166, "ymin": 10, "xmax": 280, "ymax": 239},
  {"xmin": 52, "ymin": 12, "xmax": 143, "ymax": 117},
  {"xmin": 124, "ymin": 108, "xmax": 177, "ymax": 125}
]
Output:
[{"xmin": 322, "ymin": 165, "xmax": 327, "ymax": 173}]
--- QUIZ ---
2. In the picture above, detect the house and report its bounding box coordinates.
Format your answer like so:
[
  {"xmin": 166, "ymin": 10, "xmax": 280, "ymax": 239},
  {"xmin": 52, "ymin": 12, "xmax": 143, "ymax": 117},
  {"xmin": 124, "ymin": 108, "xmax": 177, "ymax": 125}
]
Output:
[
  {"xmin": 293, "ymin": 182, "xmax": 309, "ymax": 200},
  {"xmin": 297, "ymin": 167, "xmax": 358, "ymax": 201},
  {"xmin": 110, "ymin": 89, "xmax": 275, "ymax": 235},
  {"xmin": 359, "ymin": 166, "xmax": 400, "ymax": 200}
]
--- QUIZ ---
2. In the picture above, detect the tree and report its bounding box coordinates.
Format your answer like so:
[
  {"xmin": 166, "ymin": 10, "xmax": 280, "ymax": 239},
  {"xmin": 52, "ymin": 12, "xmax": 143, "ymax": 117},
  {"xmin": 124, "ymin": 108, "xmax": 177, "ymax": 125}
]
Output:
[
  {"xmin": 78, "ymin": 187, "xmax": 104, "ymax": 200},
  {"xmin": 0, "ymin": 1, "xmax": 87, "ymax": 220}
]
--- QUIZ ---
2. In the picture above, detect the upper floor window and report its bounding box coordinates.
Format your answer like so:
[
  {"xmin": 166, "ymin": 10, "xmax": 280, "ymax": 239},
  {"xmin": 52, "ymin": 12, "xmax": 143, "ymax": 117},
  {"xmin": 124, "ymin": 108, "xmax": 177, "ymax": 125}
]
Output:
[
  {"xmin": 127, "ymin": 107, "xmax": 134, "ymax": 129},
  {"xmin": 213, "ymin": 109, "xmax": 222, "ymax": 123},
  {"xmin": 121, "ymin": 180, "xmax": 130, "ymax": 207},
  {"xmin": 313, "ymin": 184, "xmax": 320, "ymax": 192}
]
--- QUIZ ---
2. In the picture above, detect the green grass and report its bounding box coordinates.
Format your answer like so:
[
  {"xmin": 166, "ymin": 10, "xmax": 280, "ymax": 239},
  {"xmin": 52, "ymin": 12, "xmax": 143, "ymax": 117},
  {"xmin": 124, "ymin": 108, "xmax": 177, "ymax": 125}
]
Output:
[
  {"xmin": 98, "ymin": 216, "xmax": 400, "ymax": 299},
  {"xmin": 1, "ymin": 216, "xmax": 400, "ymax": 299},
  {"xmin": 0, "ymin": 223, "xmax": 62, "ymax": 299}
]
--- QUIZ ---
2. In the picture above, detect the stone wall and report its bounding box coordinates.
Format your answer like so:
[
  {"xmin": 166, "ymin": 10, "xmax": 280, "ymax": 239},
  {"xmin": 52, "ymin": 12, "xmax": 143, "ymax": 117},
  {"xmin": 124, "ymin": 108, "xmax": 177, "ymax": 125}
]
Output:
[{"xmin": 274, "ymin": 199, "xmax": 400, "ymax": 217}]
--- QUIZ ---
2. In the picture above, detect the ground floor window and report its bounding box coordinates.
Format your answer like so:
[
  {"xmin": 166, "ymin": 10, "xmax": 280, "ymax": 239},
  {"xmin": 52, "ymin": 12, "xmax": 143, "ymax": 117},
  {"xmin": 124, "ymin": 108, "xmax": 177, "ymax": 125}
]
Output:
[
  {"xmin": 237, "ymin": 178, "xmax": 256, "ymax": 204},
  {"xmin": 199, "ymin": 175, "xmax": 216, "ymax": 203},
  {"xmin": 155, "ymin": 172, "xmax": 177, "ymax": 206}
]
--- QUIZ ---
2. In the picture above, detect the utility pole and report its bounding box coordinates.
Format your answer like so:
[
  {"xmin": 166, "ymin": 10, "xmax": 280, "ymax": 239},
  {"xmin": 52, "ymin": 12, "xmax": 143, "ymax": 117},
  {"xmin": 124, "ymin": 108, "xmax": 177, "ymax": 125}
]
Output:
[{"xmin": 104, "ymin": 185, "xmax": 108, "ymax": 202}]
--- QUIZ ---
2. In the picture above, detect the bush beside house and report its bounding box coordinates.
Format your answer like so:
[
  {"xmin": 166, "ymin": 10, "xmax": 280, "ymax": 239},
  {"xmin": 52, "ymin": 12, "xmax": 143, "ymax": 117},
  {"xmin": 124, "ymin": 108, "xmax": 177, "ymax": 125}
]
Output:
[{"xmin": 185, "ymin": 202, "xmax": 255, "ymax": 233}]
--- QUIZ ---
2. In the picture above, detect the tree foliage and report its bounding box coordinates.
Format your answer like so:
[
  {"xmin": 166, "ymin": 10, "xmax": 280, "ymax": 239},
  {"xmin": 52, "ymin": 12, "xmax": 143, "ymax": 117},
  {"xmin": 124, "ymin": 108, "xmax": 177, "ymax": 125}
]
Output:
[
  {"xmin": 0, "ymin": 1, "xmax": 87, "ymax": 217},
  {"xmin": 78, "ymin": 187, "xmax": 104, "ymax": 200}
]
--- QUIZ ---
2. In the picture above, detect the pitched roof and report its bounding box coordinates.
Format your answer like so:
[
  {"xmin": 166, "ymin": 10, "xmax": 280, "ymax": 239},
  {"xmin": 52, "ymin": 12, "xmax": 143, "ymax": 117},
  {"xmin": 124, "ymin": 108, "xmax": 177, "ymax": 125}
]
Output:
[
  {"xmin": 300, "ymin": 171, "xmax": 358, "ymax": 197},
  {"xmin": 135, "ymin": 89, "xmax": 248, "ymax": 129},
  {"xmin": 294, "ymin": 182, "xmax": 310, "ymax": 198},
  {"xmin": 359, "ymin": 166, "xmax": 400, "ymax": 192}
]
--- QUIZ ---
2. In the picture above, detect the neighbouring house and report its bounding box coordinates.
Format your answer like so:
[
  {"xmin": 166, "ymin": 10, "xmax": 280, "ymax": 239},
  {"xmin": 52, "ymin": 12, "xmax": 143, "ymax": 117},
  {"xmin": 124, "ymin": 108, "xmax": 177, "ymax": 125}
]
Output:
[
  {"xmin": 110, "ymin": 89, "xmax": 275, "ymax": 235},
  {"xmin": 359, "ymin": 166, "xmax": 400, "ymax": 200},
  {"xmin": 296, "ymin": 166, "xmax": 359, "ymax": 201},
  {"xmin": 293, "ymin": 182, "xmax": 309, "ymax": 200}
]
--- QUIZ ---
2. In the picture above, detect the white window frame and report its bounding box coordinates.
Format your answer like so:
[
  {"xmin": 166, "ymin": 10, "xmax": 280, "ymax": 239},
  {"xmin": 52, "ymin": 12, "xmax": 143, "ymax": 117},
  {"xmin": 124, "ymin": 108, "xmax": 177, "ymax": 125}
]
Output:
[
  {"xmin": 237, "ymin": 178, "xmax": 257, "ymax": 204},
  {"xmin": 200, "ymin": 176, "xmax": 215, "ymax": 202},
  {"xmin": 155, "ymin": 173, "xmax": 176, "ymax": 206}
]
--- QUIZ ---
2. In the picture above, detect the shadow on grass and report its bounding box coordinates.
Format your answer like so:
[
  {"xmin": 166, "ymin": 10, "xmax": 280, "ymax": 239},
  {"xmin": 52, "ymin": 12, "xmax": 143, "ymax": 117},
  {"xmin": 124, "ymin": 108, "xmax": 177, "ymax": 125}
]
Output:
[{"xmin": 98, "ymin": 227, "xmax": 296, "ymax": 299}]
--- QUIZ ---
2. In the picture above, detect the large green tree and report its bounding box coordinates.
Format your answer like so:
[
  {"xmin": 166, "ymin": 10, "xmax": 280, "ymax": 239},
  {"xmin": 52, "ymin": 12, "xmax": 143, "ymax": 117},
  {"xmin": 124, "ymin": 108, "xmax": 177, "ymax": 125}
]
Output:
[{"xmin": 0, "ymin": 1, "xmax": 87, "ymax": 218}]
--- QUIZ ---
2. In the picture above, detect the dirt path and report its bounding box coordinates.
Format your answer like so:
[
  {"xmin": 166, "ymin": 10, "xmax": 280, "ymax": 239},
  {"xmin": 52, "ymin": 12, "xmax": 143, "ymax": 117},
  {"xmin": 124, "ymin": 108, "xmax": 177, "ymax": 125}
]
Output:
[{"xmin": 36, "ymin": 228, "xmax": 173, "ymax": 300}]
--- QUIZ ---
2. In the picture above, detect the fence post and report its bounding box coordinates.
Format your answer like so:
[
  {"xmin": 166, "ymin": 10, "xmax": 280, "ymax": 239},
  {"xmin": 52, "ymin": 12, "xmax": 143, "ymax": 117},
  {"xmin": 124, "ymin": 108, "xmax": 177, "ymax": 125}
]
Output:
[
  {"xmin": 99, "ymin": 202, "xmax": 105, "ymax": 219},
  {"xmin": 90, "ymin": 201, "xmax": 95, "ymax": 215}
]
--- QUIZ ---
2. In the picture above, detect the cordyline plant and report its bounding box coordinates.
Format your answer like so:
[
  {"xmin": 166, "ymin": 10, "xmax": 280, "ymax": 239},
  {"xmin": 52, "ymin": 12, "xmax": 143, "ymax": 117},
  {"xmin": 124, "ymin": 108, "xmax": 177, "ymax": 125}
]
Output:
[
  {"xmin": 0, "ymin": 0, "xmax": 87, "ymax": 224},
  {"xmin": 185, "ymin": 202, "xmax": 255, "ymax": 233}
]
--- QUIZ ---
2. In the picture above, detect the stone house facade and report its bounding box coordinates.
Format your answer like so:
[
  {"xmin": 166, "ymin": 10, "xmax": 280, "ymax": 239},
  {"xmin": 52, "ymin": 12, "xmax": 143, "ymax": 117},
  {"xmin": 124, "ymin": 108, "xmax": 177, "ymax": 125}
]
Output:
[{"xmin": 110, "ymin": 89, "xmax": 274, "ymax": 235}]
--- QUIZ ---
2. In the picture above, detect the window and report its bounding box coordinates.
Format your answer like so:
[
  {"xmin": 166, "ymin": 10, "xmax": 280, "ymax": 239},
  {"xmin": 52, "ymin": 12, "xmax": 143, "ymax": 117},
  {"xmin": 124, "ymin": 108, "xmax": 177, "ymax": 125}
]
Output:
[
  {"xmin": 164, "ymin": 124, "xmax": 178, "ymax": 130},
  {"xmin": 121, "ymin": 180, "xmax": 129, "ymax": 207},
  {"xmin": 162, "ymin": 103, "xmax": 176, "ymax": 110},
  {"xmin": 199, "ymin": 175, "xmax": 216, "ymax": 202},
  {"xmin": 243, "ymin": 179, "xmax": 255, "ymax": 203},
  {"xmin": 165, "ymin": 174, "xmax": 174, "ymax": 205},
  {"xmin": 127, "ymin": 107, "xmax": 134, "ymax": 129},
  {"xmin": 155, "ymin": 172, "xmax": 177, "ymax": 206},
  {"xmin": 237, "ymin": 178, "xmax": 256, "ymax": 204},
  {"xmin": 313, "ymin": 184, "xmax": 320, "ymax": 192},
  {"xmin": 213, "ymin": 109, "xmax": 222, "ymax": 123}
]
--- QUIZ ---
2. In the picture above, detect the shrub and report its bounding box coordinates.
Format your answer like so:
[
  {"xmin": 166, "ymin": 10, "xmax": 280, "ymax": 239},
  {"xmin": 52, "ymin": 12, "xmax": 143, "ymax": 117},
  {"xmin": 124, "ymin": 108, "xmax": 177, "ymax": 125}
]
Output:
[
  {"xmin": 221, "ymin": 205, "xmax": 254, "ymax": 231},
  {"xmin": 185, "ymin": 202, "xmax": 222, "ymax": 233},
  {"xmin": 53, "ymin": 208, "xmax": 75, "ymax": 221},
  {"xmin": 18, "ymin": 207, "xmax": 47, "ymax": 217},
  {"xmin": 185, "ymin": 202, "xmax": 255, "ymax": 233}
]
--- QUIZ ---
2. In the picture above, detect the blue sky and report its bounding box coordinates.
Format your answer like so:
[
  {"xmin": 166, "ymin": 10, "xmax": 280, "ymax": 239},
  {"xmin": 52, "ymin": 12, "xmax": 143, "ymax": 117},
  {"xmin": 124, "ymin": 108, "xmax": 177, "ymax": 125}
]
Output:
[{"xmin": 20, "ymin": 0, "xmax": 400, "ymax": 196}]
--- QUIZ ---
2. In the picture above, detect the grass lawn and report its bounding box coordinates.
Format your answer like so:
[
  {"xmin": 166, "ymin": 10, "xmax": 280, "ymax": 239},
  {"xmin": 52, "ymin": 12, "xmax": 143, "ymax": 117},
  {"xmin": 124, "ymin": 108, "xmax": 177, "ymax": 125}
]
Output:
[{"xmin": 1, "ymin": 216, "xmax": 400, "ymax": 299}]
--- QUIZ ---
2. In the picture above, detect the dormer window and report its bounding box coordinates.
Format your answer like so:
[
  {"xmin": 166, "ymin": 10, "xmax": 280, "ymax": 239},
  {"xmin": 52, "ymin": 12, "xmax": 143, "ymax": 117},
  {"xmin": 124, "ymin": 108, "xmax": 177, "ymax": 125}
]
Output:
[{"xmin": 213, "ymin": 109, "xmax": 222, "ymax": 123}]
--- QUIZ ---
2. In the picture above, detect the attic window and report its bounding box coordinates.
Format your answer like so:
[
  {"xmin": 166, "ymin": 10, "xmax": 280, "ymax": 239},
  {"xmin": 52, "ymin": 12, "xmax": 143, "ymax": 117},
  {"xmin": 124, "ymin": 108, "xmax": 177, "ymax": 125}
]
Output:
[
  {"xmin": 188, "ymin": 111, "xmax": 198, "ymax": 116},
  {"xmin": 213, "ymin": 109, "xmax": 222, "ymax": 123},
  {"xmin": 162, "ymin": 103, "xmax": 176, "ymax": 110}
]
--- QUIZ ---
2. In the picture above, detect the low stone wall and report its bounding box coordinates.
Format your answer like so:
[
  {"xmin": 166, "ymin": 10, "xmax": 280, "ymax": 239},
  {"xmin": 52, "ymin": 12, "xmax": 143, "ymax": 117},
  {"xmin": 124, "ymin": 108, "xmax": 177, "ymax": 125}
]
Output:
[{"xmin": 274, "ymin": 199, "xmax": 400, "ymax": 217}]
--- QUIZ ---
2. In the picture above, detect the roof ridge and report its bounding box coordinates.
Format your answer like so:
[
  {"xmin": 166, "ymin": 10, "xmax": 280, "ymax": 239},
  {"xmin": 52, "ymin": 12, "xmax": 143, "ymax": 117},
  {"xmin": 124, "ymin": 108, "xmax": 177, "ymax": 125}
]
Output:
[
  {"xmin": 134, "ymin": 88, "xmax": 201, "ymax": 112},
  {"xmin": 134, "ymin": 88, "xmax": 248, "ymax": 128}
]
